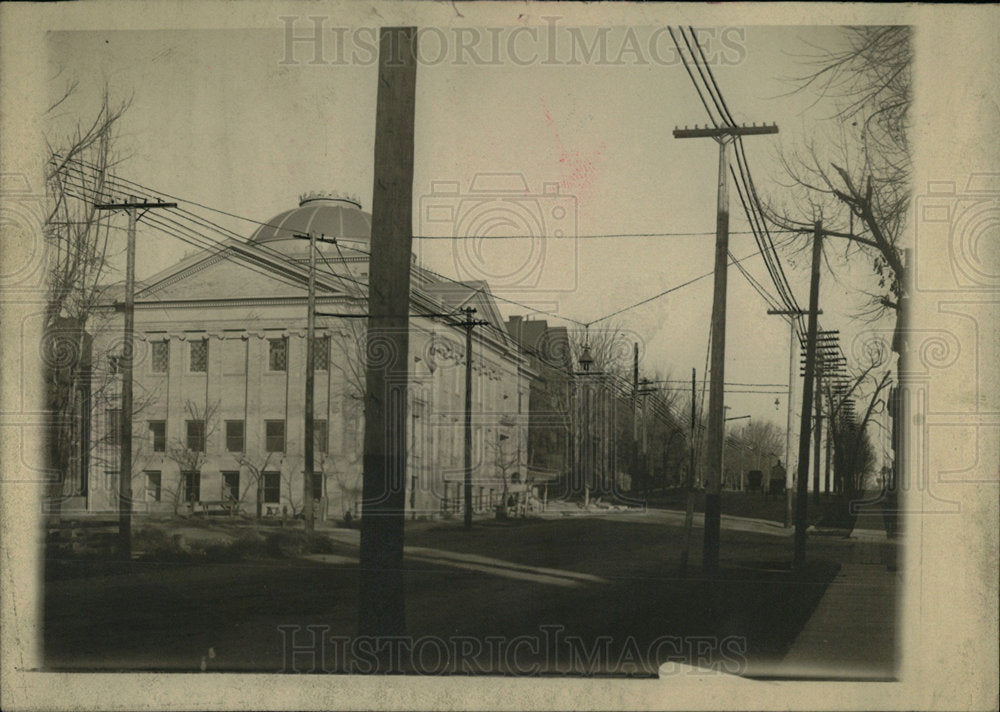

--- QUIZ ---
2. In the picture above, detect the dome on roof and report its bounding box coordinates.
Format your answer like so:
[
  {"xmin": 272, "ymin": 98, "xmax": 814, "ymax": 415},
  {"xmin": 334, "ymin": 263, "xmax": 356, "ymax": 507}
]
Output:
[{"xmin": 249, "ymin": 192, "xmax": 371, "ymax": 244}]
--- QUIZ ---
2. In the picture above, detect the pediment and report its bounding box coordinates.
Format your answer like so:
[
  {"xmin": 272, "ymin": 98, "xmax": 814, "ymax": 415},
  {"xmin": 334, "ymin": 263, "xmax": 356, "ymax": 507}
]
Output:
[{"xmin": 137, "ymin": 245, "xmax": 352, "ymax": 303}]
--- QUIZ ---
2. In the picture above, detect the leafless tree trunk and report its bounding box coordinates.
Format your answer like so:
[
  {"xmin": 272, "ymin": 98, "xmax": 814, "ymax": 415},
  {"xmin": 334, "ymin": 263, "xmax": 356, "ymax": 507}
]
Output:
[
  {"xmin": 43, "ymin": 85, "xmax": 132, "ymax": 510},
  {"xmin": 825, "ymin": 340, "xmax": 893, "ymax": 512},
  {"xmin": 164, "ymin": 400, "xmax": 220, "ymax": 515}
]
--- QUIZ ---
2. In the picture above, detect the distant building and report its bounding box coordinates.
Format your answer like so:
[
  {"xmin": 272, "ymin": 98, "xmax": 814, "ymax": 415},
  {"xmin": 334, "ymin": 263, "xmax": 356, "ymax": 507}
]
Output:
[
  {"xmin": 505, "ymin": 316, "xmax": 573, "ymax": 489},
  {"xmin": 82, "ymin": 193, "xmax": 532, "ymax": 519},
  {"xmin": 504, "ymin": 316, "xmax": 639, "ymax": 499}
]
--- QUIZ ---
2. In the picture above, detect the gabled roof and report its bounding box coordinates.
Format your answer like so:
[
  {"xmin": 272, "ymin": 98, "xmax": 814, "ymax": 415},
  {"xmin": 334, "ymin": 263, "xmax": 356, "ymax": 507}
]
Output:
[
  {"xmin": 130, "ymin": 236, "xmax": 357, "ymax": 303},
  {"xmin": 423, "ymin": 279, "xmax": 510, "ymax": 339}
]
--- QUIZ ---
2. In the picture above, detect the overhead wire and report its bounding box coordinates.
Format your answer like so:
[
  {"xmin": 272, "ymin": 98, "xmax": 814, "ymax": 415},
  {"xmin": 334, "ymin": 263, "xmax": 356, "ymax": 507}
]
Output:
[{"xmin": 677, "ymin": 26, "xmax": 805, "ymax": 332}]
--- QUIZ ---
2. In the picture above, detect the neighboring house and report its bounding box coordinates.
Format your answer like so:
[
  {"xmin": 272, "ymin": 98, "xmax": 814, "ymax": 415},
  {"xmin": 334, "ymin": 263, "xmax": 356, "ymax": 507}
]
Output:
[
  {"xmin": 504, "ymin": 317, "xmax": 573, "ymax": 488},
  {"xmin": 83, "ymin": 192, "xmax": 532, "ymax": 519}
]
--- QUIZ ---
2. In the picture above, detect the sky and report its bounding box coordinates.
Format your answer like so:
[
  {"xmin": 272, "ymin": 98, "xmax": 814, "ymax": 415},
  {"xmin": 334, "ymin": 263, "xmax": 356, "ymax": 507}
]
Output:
[{"xmin": 46, "ymin": 22, "xmax": 892, "ymax": 435}]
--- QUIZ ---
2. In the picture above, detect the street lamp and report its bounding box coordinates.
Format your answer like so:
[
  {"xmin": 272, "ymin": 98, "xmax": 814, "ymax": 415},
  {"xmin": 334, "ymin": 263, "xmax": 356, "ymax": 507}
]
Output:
[
  {"xmin": 575, "ymin": 344, "xmax": 600, "ymax": 505},
  {"xmin": 723, "ymin": 413, "xmax": 750, "ymax": 490}
]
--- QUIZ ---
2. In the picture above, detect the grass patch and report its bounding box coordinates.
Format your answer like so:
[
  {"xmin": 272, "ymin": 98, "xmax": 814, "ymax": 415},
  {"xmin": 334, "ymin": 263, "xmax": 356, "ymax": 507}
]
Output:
[
  {"xmin": 46, "ymin": 522, "xmax": 342, "ymax": 579},
  {"xmin": 643, "ymin": 488, "xmax": 830, "ymax": 526}
]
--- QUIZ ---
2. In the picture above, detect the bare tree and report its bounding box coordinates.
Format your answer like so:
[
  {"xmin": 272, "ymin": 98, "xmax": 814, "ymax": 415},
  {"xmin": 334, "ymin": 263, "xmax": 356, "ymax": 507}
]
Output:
[
  {"xmin": 43, "ymin": 85, "xmax": 132, "ymax": 507},
  {"xmin": 825, "ymin": 340, "xmax": 893, "ymax": 502},
  {"xmin": 739, "ymin": 420, "xmax": 785, "ymax": 473},
  {"xmin": 487, "ymin": 426, "xmax": 522, "ymax": 517},
  {"xmin": 280, "ymin": 449, "xmax": 304, "ymax": 518},
  {"xmin": 235, "ymin": 449, "xmax": 279, "ymax": 519},
  {"xmin": 568, "ymin": 323, "xmax": 634, "ymax": 380},
  {"xmin": 766, "ymin": 27, "xmax": 911, "ymax": 326},
  {"xmin": 163, "ymin": 400, "xmax": 220, "ymax": 515},
  {"xmin": 636, "ymin": 374, "xmax": 685, "ymax": 492}
]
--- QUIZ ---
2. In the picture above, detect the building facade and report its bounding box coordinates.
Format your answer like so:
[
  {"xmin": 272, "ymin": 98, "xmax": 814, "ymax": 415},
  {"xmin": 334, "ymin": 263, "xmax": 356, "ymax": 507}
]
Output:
[{"xmin": 83, "ymin": 193, "xmax": 532, "ymax": 520}]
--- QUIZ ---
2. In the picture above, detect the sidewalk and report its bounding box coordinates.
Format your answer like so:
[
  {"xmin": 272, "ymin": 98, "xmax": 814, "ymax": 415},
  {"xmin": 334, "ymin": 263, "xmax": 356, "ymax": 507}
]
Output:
[{"xmin": 750, "ymin": 510, "xmax": 900, "ymax": 679}]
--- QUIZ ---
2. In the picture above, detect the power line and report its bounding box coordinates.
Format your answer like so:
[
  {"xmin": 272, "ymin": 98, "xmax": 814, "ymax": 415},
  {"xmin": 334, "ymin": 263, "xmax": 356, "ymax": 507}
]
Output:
[
  {"xmin": 60, "ymin": 183, "xmax": 312, "ymax": 294},
  {"xmin": 669, "ymin": 27, "xmax": 722, "ymax": 129},
  {"xmin": 60, "ymin": 167, "xmax": 372, "ymax": 293},
  {"xmin": 584, "ymin": 243, "xmax": 780, "ymax": 327},
  {"xmin": 57, "ymin": 156, "xmax": 803, "ymax": 337},
  {"xmin": 676, "ymin": 26, "xmax": 803, "ymax": 325},
  {"xmin": 52, "ymin": 154, "xmax": 797, "ymax": 240}
]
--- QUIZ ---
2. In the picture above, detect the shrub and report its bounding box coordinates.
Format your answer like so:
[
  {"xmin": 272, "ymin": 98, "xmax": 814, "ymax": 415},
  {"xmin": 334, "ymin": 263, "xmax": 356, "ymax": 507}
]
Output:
[{"xmin": 264, "ymin": 529, "xmax": 336, "ymax": 557}]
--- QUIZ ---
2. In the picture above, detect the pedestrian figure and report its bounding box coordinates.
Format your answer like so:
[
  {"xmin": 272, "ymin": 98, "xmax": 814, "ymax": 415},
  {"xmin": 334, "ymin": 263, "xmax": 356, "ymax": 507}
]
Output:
[{"xmin": 769, "ymin": 459, "xmax": 786, "ymax": 498}]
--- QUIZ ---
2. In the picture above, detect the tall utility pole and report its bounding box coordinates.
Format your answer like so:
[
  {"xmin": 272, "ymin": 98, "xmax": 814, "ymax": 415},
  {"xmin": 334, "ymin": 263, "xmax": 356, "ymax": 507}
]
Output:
[
  {"xmin": 631, "ymin": 343, "xmax": 640, "ymax": 494},
  {"xmin": 812, "ymin": 356, "xmax": 823, "ymax": 507},
  {"xmin": 674, "ymin": 123, "xmax": 778, "ymax": 572},
  {"xmin": 460, "ymin": 307, "xmax": 487, "ymax": 529},
  {"xmin": 304, "ymin": 231, "xmax": 317, "ymax": 530},
  {"xmin": 801, "ymin": 330, "xmax": 839, "ymax": 506},
  {"xmin": 95, "ymin": 198, "xmax": 176, "ymax": 561},
  {"xmin": 299, "ymin": 231, "xmax": 342, "ymax": 524},
  {"xmin": 793, "ymin": 220, "xmax": 824, "ymax": 570},
  {"xmin": 824, "ymin": 406, "xmax": 833, "ymax": 495},
  {"xmin": 680, "ymin": 368, "xmax": 697, "ymax": 574},
  {"xmin": 358, "ymin": 26, "xmax": 417, "ymax": 647},
  {"xmin": 767, "ymin": 308, "xmax": 814, "ymax": 527}
]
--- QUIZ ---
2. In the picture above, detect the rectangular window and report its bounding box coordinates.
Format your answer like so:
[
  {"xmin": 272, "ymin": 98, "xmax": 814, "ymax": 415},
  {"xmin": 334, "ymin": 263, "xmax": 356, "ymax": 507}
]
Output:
[
  {"xmin": 312, "ymin": 336, "xmax": 329, "ymax": 371},
  {"xmin": 151, "ymin": 341, "xmax": 169, "ymax": 373},
  {"xmin": 186, "ymin": 420, "xmax": 205, "ymax": 452},
  {"xmin": 311, "ymin": 472, "xmax": 323, "ymax": 501},
  {"xmin": 312, "ymin": 419, "xmax": 328, "ymax": 454},
  {"xmin": 268, "ymin": 338, "xmax": 287, "ymax": 371},
  {"xmin": 225, "ymin": 420, "xmax": 245, "ymax": 452},
  {"xmin": 221, "ymin": 471, "xmax": 240, "ymax": 503},
  {"xmin": 145, "ymin": 471, "xmax": 161, "ymax": 502},
  {"xmin": 263, "ymin": 472, "xmax": 281, "ymax": 504},
  {"xmin": 182, "ymin": 471, "xmax": 200, "ymax": 502},
  {"xmin": 189, "ymin": 339, "xmax": 208, "ymax": 372},
  {"xmin": 106, "ymin": 408, "xmax": 122, "ymax": 447},
  {"xmin": 265, "ymin": 420, "xmax": 285, "ymax": 453},
  {"xmin": 149, "ymin": 420, "xmax": 166, "ymax": 452}
]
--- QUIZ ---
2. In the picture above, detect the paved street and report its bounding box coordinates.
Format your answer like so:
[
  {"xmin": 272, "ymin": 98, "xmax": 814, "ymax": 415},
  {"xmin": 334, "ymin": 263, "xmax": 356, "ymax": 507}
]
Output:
[{"xmin": 43, "ymin": 510, "xmax": 894, "ymax": 677}]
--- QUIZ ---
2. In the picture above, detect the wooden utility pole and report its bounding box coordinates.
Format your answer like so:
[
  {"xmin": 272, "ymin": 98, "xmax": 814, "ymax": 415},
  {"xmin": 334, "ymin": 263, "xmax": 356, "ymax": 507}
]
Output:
[
  {"xmin": 358, "ymin": 26, "xmax": 417, "ymax": 646},
  {"xmin": 793, "ymin": 220, "xmax": 824, "ymax": 570},
  {"xmin": 680, "ymin": 367, "xmax": 697, "ymax": 574},
  {"xmin": 95, "ymin": 198, "xmax": 176, "ymax": 561},
  {"xmin": 303, "ymin": 230, "xmax": 317, "ymax": 530},
  {"xmin": 461, "ymin": 307, "xmax": 487, "ymax": 529},
  {"xmin": 824, "ymin": 404, "xmax": 833, "ymax": 495},
  {"xmin": 632, "ymin": 343, "xmax": 640, "ymax": 494},
  {"xmin": 767, "ymin": 308, "xmax": 814, "ymax": 527},
  {"xmin": 813, "ymin": 357, "xmax": 823, "ymax": 507},
  {"xmin": 801, "ymin": 331, "xmax": 838, "ymax": 506},
  {"xmin": 674, "ymin": 123, "xmax": 778, "ymax": 572}
]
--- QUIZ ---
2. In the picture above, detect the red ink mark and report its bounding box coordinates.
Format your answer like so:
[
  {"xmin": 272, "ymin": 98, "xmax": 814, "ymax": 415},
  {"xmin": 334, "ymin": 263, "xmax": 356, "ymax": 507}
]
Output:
[{"xmin": 540, "ymin": 98, "xmax": 604, "ymax": 202}]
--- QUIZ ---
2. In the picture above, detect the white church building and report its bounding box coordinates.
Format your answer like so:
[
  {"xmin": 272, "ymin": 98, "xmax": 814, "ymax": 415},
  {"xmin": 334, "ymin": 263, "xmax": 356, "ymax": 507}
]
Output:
[{"xmin": 84, "ymin": 193, "xmax": 534, "ymax": 520}]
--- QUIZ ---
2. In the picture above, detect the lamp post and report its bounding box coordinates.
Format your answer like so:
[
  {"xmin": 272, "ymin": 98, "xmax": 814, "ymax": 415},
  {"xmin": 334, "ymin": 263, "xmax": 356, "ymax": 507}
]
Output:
[
  {"xmin": 724, "ymin": 413, "xmax": 750, "ymax": 490},
  {"xmin": 577, "ymin": 345, "xmax": 595, "ymax": 506}
]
